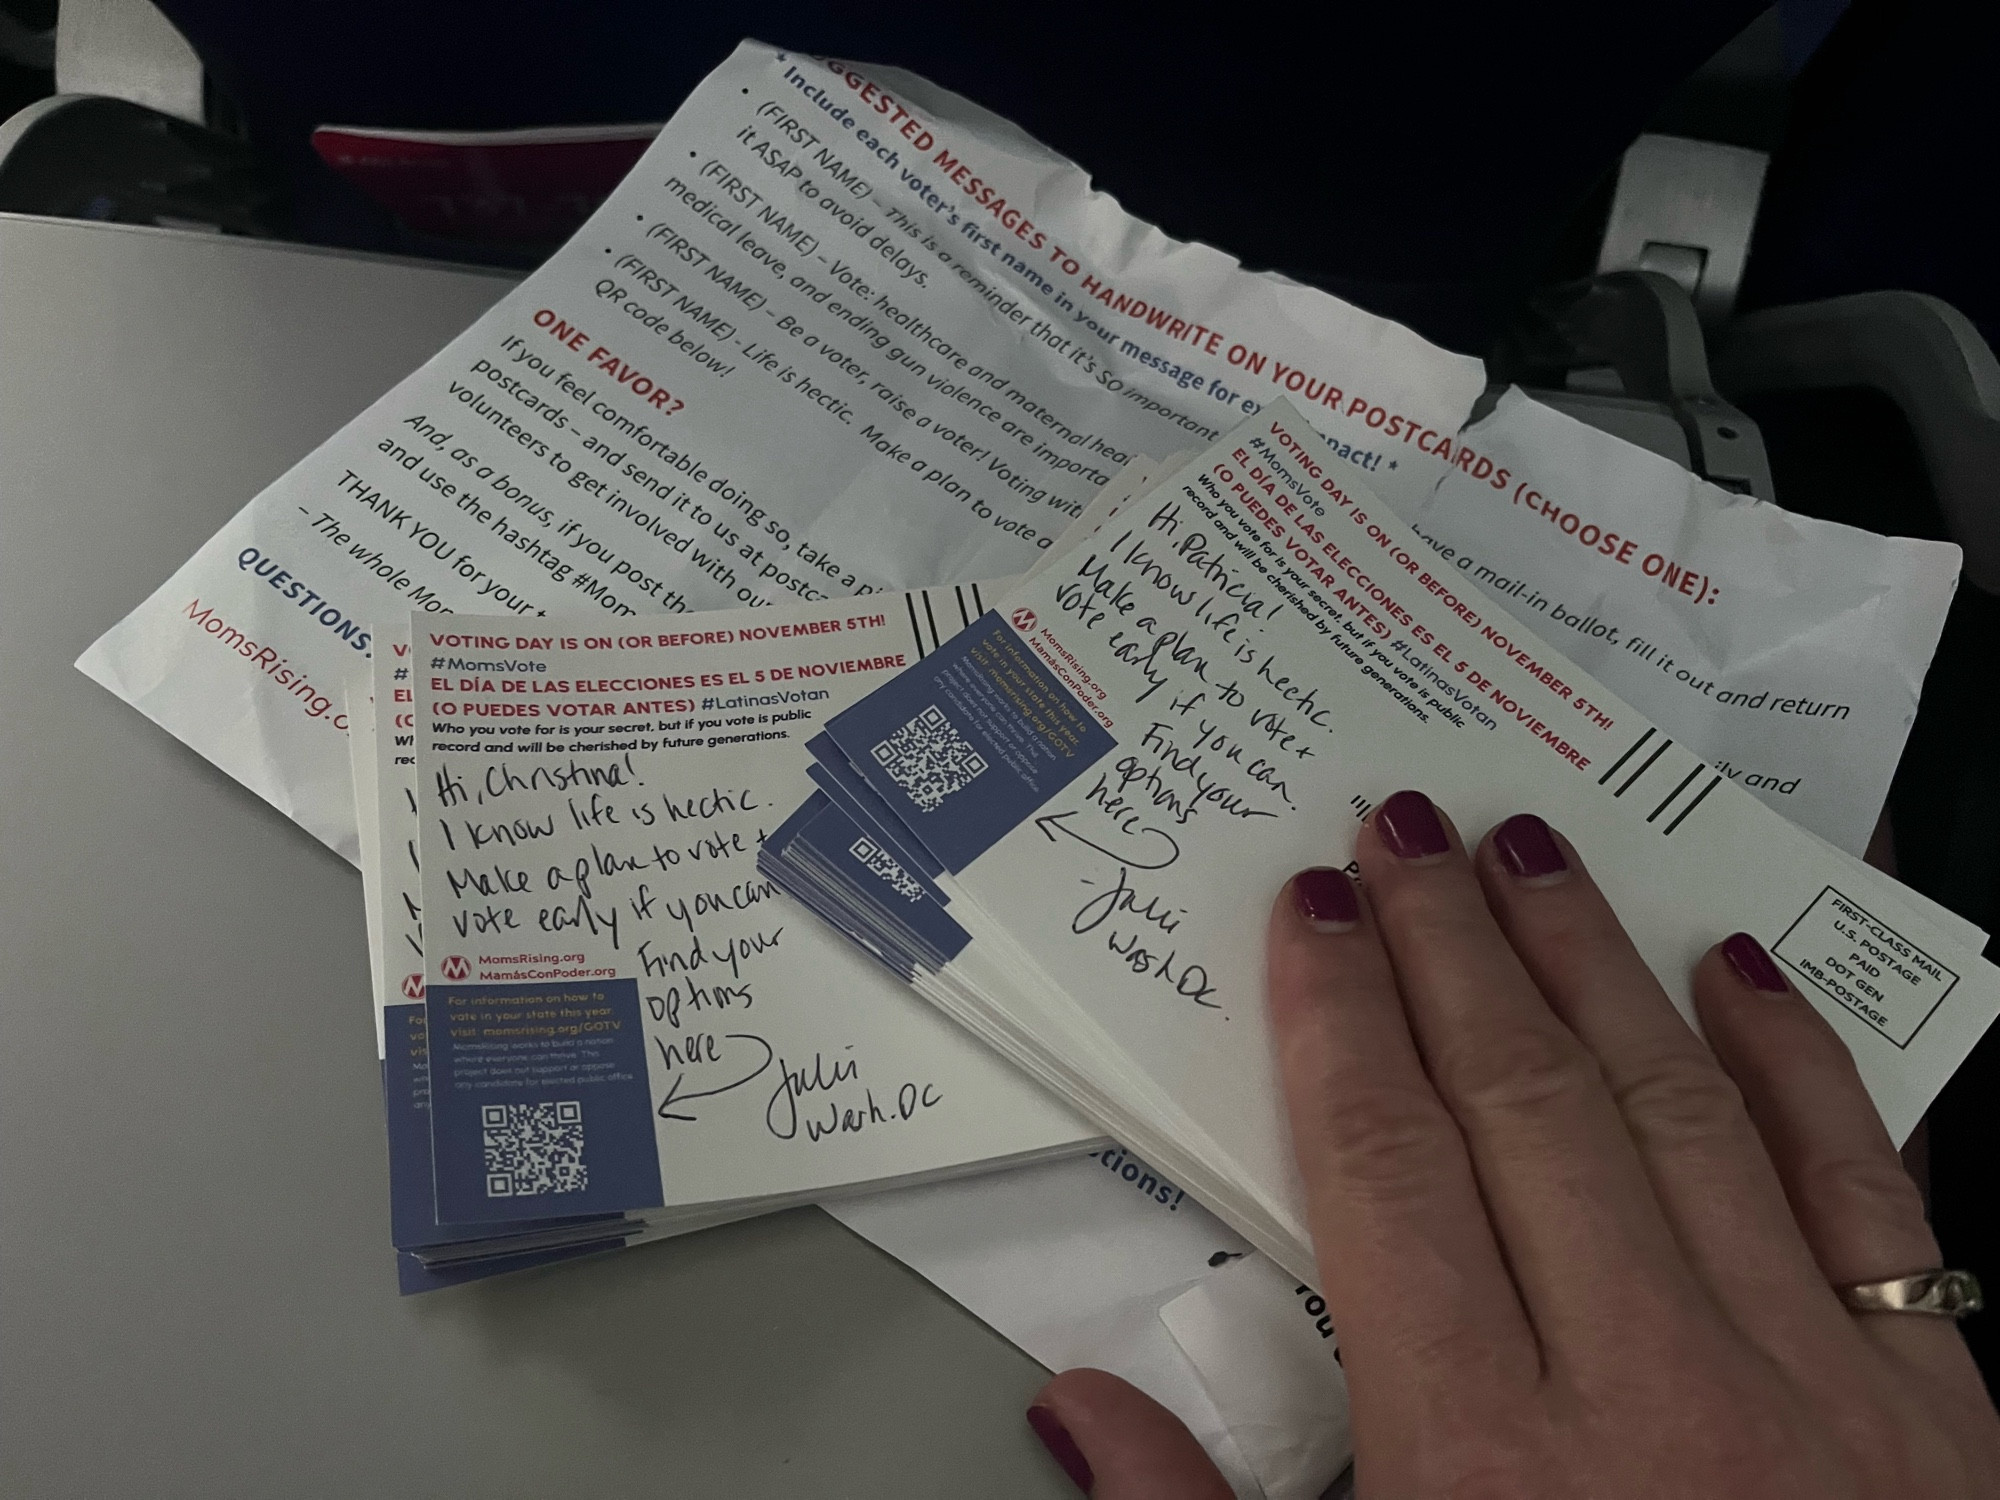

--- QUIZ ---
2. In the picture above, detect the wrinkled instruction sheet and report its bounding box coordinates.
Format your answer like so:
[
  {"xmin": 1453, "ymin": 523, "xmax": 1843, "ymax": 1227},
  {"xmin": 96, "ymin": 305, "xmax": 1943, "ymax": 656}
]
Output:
[
  {"xmin": 80, "ymin": 39, "xmax": 1484, "ymax": 860},
  {"xmin": 1398, "ymin": 388, "xmax": 1960, "ymax": 855}
]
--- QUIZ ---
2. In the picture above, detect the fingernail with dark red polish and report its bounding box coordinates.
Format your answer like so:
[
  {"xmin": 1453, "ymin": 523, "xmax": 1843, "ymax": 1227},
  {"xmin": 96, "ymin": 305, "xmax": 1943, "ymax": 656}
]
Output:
[
  {"xmin": 1723, "ymin": 932, "xmax": 1789, "ymax": 994},
  {"xmin": 1027, "ymin": 1405, "xmax": 1093, "ymax": 1494},
  {"xmin": 1494, "ymin": 813, "xmax": 1568, "ymax": 880},
  {"xmin": 1292, "ymin": 867, "xmax": 1360, "ymax": 930},
  {"xmin": 1375, "ymin": 789, "xmax": 1450, "ymax": 861}
]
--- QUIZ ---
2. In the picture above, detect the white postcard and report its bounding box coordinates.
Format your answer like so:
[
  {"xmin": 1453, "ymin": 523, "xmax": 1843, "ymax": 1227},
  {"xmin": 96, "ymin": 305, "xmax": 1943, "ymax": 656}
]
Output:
[
  {"xmin": 812, "ymin": 399, "xmax": 1999, "ymax": 1282},
  {"xmin": 411, "ymin": 590, "xmax": 1092, "ymax": 1226}
]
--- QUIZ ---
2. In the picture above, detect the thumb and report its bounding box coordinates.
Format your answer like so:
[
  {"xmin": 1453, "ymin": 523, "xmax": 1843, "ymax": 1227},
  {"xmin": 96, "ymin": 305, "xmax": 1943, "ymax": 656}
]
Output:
[{"xmin": 1027, "ymin": 1368, "xmax": 1235, "ymax": 1498}]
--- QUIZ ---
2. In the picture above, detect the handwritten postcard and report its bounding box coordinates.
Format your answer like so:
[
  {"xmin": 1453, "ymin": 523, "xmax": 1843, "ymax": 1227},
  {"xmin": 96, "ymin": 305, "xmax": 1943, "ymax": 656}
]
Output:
[
  {"xmin": 410, "ymin": 590, "xmax": 1093, "ymax": 1226},
  {"xmin": 802, "ymin": 399, "xmax": 2000, "ymax": 1283},
  {"xmin": 358, "ymin": 632, "xmax": 751, "ymax": 1290}
]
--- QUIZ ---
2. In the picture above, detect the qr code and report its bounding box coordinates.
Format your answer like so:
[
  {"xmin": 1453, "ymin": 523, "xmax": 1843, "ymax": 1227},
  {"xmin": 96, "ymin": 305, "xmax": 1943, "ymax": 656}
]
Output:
[
  {"xmin": 482, "ymin": 1100, "xmax": 588, "ymax": 1198},
  {"xmin": 851, "ymin": 835, "xmax": 926, "ymax": 903},
  {"xmin": 871, "ymin": 705, "xmax": 988, "ymax": 812}
]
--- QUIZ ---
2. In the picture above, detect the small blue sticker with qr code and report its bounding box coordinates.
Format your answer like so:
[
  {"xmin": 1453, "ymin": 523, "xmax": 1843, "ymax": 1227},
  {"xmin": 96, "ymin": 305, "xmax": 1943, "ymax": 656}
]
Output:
[
  {"xmin": 382, "ymin": 1003, "xmax": 617, "ymax": 1253},
  {"xmin": 823, "ymin": 615, "xmax": 1115, "ymax": 872},
  {"xmin": 426, "ymin": 979, "xmax": 662, "ymax": 1223},
  {"xmin": 788, "ymin": 794, "xmax": 971, "ymax": 974},
  {"xmin": 806, "ymin": 731, "xmax": 942, "ymax": 879}
]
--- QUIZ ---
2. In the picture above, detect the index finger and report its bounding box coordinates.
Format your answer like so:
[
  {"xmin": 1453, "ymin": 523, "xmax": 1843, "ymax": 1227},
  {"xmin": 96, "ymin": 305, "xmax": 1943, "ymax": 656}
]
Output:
[{"xmin": 1267, "ymin": 868, "xmax": 1538, "ymax": 1404}]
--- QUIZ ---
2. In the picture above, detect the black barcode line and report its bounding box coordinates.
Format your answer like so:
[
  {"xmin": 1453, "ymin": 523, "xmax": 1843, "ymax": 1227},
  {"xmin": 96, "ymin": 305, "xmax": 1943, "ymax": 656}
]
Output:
[
  {"xmin": 922, "ymin": 590, "xmax": 941, "ymax": 650},
  {"xmin": 1615, "ymin": 739, "xmax": 1672, "ymax": 797},
  {"xmin": 1662, "ymin": 775, "xmax": 1724, "ymax": 836},
  {"xmin": 1648, "ymin": 765, "xmax": 1708, "ymax": 824},
  {"xmin": 1598, "ymin": 727, "xmax": 1655, "ymax": 787},
  {"xmin": 904, "ymin": 593, "xmax": 928, "ymax": 658},
  {"xmin": 953, "ymin": 585, "xmax": 971, "ymax": 629},
  {"xmin": 971, "ymin": 581, "xmax": 985, "ymax": 614}
]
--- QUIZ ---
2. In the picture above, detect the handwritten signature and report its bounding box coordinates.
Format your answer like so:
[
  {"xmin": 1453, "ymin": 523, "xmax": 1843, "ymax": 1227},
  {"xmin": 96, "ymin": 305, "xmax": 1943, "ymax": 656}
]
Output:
[
  {"xmin": 1066, "ymin": 858, "xmax": 1219, "ymax": 1009},
  {"xmin": 1072, "ymin": 864, "xmax": 1184, "ymax": 939},
  {"xmin": 764, "ymin": 1049, "xmax": 944, "ymax": 1142}
]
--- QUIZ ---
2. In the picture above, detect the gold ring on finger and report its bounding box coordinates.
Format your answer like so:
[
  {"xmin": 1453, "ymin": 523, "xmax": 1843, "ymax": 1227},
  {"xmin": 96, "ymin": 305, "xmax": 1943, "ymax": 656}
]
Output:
[{"xmin": 1837, "ymin": 1269, "xmax": 1983, "ymax": 1319}]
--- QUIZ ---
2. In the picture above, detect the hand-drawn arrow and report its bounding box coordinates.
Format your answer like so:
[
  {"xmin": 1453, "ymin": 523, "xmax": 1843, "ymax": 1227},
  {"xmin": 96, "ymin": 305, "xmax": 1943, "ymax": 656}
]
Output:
[
  {"xmin": 655, "ymin": 1033, "xmax": 775, "ymax": 1122},
  {"xmin": 1033, "ymin": 808, "xmax": 1180, "ymax": 870}
]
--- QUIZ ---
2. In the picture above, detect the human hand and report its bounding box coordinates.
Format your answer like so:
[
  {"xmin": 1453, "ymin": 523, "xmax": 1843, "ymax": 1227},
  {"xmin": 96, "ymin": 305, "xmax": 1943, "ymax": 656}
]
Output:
[{"xmin": 1025, "ymin": 790, "xmax": 2000, "ymax": 1498}]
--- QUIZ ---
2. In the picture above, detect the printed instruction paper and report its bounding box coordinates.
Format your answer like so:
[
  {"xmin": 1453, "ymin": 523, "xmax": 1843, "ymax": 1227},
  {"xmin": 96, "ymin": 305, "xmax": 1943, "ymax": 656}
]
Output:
[
  {"xmin": 79, "ymin": 39, "xmax": 1485, "ymax": 861},
  {"xmin": 829, "ymin": 1149, "xmax": 1356, "ymax": 1500},
  {"xmin": 1400, "ymin": 387, "xmax": 1960, "ymax": 855}
]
